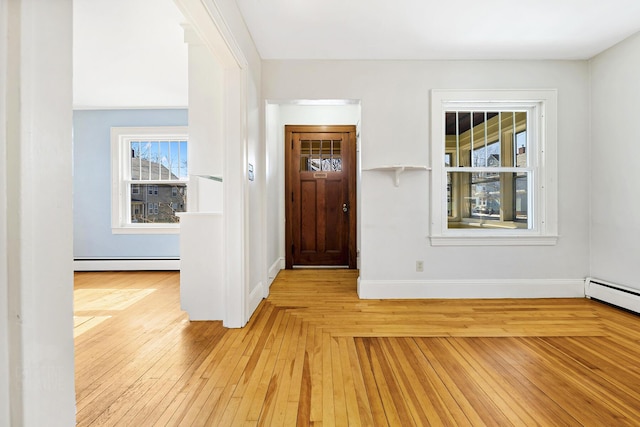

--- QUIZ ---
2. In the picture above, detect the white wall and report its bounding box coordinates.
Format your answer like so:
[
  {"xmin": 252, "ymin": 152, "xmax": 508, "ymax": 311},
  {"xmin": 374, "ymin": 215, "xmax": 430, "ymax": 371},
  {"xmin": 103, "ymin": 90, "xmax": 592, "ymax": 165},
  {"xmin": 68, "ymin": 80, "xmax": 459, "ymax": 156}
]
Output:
[
  {"xmin": 0, "ymin": 1, "xmax": 10, "ymax": 424},
  {"xmin": 590, "ymin": 32, "xmax": 640, "ymax": 290},
  {"xmin": 264, "ymin": 103, "xmax": 362, "ymax": 280},
  {"xmin": 263, "ymin": 60, "xmax": 591, "ymax": 296},
  {"xmin": 1, "ymin": 0, "xmax": 75, "ymax": 425},
  {"xmin": 247, "ymin": 75, "xmax": 265, "ymax": 306},
  {"xmin": 265, "ymin": 103, "xmax": 282, "ymax": 280}
]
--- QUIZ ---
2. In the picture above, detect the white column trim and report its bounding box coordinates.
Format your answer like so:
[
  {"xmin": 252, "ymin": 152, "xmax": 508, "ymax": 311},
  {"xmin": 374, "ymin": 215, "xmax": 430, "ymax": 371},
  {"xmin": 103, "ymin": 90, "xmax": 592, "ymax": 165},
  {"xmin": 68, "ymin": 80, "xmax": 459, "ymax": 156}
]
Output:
[
  {"xmin": 0, "ymin": 1, "xmax": 11, "ymax": 424},
  {"xmin": 174, "ymin": 0, "xmax": 250, "ymax": 327},
  {"xmin": 2, "ymin": 0, "xmax": 75, "ymax": 425}
]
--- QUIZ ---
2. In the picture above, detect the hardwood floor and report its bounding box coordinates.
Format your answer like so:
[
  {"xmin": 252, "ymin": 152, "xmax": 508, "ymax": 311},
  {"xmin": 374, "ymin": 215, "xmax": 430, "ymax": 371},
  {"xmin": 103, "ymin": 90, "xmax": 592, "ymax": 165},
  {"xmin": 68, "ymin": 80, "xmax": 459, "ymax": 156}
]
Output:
[{"xmin": 75, "ymin": 269, "xmax": 640, "ymax": 426}]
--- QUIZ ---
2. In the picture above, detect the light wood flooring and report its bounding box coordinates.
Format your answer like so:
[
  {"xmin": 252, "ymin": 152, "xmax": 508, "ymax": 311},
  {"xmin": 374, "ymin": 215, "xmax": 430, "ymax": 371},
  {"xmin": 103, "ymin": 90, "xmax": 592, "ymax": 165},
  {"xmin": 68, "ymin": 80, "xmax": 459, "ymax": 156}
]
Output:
[{"xmin": 75, "ymin": 269, "xmax": 640, "ymax": 426}]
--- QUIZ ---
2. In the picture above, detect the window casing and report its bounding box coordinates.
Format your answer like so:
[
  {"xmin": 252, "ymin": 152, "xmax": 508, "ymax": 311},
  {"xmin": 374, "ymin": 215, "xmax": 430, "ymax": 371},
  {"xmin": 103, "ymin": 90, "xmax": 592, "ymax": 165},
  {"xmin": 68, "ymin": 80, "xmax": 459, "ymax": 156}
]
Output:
[
  {"xmin": 430, "ymin": 90, "xmax": 558, "ymax": 246},
  {"xmin": 111, "ymin": 126, "xmax": 188, "ymax": 234}
]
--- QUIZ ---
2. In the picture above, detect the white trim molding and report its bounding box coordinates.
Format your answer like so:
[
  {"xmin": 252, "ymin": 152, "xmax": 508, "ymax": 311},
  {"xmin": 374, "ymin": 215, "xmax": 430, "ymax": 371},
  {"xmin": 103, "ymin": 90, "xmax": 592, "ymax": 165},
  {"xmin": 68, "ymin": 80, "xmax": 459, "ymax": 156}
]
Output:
[
  {"xmin": 358, "ymin": 278, "xmax": 585, "ymax": 299},
  {"xmin": 430, "ymin": 235, "xmax": 559, "ymax": 246},
  {"xmin": 269, "ymin": 257, "xmax": 285, "ymax": 281},
  {"xmin": 265, "ymin": 257, "xmax": 285, "ymax": 298},
  {"xmin": 248, "ymin": 282, "xmax": 265, "ymax": 320},
  {"xmin": 74, "ymin": 258, "xmax": 180, "ymax": 271}
]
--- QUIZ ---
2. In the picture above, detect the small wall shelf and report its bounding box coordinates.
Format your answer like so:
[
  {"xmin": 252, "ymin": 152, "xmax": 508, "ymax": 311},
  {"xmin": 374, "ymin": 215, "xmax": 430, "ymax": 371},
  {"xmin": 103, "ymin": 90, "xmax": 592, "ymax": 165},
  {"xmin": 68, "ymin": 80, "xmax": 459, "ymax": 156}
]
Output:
[{"xmin": 363, "ymin": 165, "xmax": 430, "ymax": 186}]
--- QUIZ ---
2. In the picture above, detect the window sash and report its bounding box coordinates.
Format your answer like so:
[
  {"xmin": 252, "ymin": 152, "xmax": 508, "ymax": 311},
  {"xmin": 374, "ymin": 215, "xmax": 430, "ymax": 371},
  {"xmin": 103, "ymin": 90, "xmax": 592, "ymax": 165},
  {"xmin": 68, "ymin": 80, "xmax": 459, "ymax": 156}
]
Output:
[
  {"xmin": 446, "ymin": 170, "xmax": 532, "ymax": 229},
  {"xmin": 125, "ymin": 182, "xmax": 187, "ymax": 225},
  {"xmin": 444, "ymin": 109, "xmax": 532, "ymax": 169}
]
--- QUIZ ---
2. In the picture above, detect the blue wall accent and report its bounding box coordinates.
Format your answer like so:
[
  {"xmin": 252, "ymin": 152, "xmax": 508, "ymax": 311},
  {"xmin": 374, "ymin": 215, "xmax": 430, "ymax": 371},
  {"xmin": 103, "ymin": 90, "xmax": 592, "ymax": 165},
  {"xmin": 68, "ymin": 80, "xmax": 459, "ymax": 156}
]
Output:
[{"xmin": 73, "ymin": 109, "xmax": 188, "ymax": 259}]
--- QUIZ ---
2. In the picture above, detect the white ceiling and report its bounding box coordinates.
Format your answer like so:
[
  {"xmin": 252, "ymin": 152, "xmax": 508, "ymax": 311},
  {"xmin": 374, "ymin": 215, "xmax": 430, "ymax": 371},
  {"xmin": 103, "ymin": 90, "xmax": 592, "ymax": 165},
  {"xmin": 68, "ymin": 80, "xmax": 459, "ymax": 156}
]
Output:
[
  {"xmin": 73, "ymin": 0, "xmax": 188, "ymax": 109},
  {"xmin": 237, "ymin": 0, "xmax": 640, "ymax": 60},
  {"xmin": 74, "ymin": 0, "xmax": 640, "ymax": 108}
]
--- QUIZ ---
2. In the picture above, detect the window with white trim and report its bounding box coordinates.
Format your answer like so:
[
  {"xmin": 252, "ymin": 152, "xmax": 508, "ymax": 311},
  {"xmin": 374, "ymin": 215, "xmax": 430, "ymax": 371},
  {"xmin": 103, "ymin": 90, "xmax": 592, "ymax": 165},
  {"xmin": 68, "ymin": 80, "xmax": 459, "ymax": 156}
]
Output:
[
  {"xmin": 430, "ymin": 90, "xmax": 557, "ymax": 246},
  {"xmin": 111, "ymin": 126, "xmax": 188, "ymax": 234}
]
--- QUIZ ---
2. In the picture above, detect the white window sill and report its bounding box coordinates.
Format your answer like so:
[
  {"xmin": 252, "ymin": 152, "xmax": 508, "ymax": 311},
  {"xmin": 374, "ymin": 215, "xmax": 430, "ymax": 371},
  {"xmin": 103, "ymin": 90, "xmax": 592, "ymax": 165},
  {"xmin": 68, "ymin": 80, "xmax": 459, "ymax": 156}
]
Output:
[
  {"xmin": 430, "ymin": 235, "xmax": 558, "ymax": 246},
  {"xmin": 112, "ymin": 225, "xmax": 180, "ymax": 235}
]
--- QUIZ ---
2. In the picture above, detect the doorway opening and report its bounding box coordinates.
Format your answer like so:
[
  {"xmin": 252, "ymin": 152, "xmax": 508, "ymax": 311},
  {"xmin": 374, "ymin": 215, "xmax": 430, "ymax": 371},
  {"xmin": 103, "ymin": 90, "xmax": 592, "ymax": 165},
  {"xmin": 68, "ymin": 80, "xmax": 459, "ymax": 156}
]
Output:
[{"xmin": 265, "ymin": 100, "xmax": 361, "ymax": 274}]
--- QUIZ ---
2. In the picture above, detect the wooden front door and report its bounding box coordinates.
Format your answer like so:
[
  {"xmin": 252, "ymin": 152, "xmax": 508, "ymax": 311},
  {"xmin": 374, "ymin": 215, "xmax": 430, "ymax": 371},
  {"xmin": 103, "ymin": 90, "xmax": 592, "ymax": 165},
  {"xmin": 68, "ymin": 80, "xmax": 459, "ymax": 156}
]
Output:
[{"xmin": 285, "ymin": 125, "xmax": 357, "ymax": 268}]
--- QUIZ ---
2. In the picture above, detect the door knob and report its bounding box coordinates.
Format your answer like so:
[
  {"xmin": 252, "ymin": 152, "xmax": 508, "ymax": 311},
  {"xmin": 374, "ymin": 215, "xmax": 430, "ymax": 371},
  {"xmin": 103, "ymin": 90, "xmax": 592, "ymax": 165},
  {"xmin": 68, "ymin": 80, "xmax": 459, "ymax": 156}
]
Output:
[{"xmin": 343, "ymin": 203, "xmax": 349, "ymax": 213}]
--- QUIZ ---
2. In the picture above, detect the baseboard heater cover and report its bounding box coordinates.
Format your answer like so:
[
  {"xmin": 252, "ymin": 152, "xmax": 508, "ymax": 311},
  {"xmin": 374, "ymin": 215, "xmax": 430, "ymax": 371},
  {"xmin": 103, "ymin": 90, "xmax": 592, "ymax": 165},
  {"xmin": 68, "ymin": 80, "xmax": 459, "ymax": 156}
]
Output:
[
  {"xmin": 74, "ymin": 258, "xmax": 180, "ymax": 271},
  {"xmin": 585, "ymin": 277, "xmax": 640, "ymax": 314}
]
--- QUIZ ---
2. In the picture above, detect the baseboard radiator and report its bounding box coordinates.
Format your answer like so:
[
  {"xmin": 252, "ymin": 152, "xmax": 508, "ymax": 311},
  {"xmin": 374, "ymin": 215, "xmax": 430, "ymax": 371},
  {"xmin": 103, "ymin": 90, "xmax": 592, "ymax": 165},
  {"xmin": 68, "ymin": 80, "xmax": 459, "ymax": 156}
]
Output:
[{"xmin": 585, "ymin": 277, "xmax": 640, "ymax": 314}]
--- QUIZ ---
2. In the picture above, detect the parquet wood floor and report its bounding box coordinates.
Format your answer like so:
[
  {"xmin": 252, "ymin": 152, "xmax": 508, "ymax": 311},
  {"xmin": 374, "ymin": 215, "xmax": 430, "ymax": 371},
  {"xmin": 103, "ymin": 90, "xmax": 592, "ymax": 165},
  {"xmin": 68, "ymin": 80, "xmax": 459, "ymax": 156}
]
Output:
[{"xmin": 75, "ymin": 269, "xmax": 640, "ymax": 426}]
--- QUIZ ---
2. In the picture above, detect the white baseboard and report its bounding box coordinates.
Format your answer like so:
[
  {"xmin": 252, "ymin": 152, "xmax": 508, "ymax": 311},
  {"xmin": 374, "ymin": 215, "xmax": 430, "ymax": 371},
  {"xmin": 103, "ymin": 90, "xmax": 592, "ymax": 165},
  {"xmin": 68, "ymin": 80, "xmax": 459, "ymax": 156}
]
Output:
[
  {"xmin": 74, "ymin": 259, "xmax": 180, "ymax": 271},
  {"xmin": 266, "ymin": 257, "xmax": 285, "ymax": 298},
  {"xmin": 268, "ymin": 258, "xmax": 285, "ymax": 281},
  {"xmin": 248, "ymin": 281, "xmax": 264, "ymax": 320},
  {"xmin": 357, "ymin": 278, "xmax": 585, "ymax": 299}
]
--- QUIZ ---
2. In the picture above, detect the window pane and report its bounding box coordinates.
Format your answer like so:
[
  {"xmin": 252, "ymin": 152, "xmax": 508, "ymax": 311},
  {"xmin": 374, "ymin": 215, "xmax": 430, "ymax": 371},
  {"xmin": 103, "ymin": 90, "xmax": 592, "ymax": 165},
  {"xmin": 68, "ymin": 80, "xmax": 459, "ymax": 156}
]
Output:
[
  {"xmin": 447, "ymin": 171, "xmax": 452, "ymax": 216},
  {"xmin": 130, "ymin": 184, "xmax": 187, "ymax": 224},
  {"xmin": 179, "ymin": 141, "xmax": 188, "ymax": 179},
  {"xmin": 470, "ymin": 172, "xmax": 501, "ymax": 219},
  {"xmin": 516, "ymin": 130, "xmax": 527, "ymax": 167},
  {"xmin": 169, "ymin": 141, "xmax": 180, "ymax": 178},
  {"xmin": 320, "ymin": 140, "xmax": 329, "ymax": 171},
  {"xmin": 159, "ymin": 141, "xmax": 170, "ymax": 180},
  {"xmin": 310, "ymin": 140, "xmax": 321, "ymax": 171},
  {"xmin": 446, "ymin": 171, "xmax": 529, "ymax": 229},
  {"xmin": 498, "ymin": 111, "xmax": 527, "ymax": 167},
  {"xmin": 300, "ymin": 140, "xmax": 310, "ymax": 171},
  {"xmin": 515, "ymin": 174, "xmax": 528, "ymax": 221},
  {"xmin": 300, "ymin": 139, "xmax": 342, "ymax": 172},
  {"xmin": 149, "ymin": 142, "xmax": 160, "ymax": 180},
  {"xmin": 331, "ymin": 140, "xmax": 342, "ymax": 171},
  {"xmin": 130, "ymin": 141, "xmax": 141, "ymax": 180}
]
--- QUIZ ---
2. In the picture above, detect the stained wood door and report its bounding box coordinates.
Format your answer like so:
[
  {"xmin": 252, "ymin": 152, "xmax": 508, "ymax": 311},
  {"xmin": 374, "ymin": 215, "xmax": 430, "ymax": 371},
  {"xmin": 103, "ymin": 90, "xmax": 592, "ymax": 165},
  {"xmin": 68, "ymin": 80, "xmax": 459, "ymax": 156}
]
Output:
[{"xmin": 285, "ymin": 125, "xmax": 357, "ymax": 268}]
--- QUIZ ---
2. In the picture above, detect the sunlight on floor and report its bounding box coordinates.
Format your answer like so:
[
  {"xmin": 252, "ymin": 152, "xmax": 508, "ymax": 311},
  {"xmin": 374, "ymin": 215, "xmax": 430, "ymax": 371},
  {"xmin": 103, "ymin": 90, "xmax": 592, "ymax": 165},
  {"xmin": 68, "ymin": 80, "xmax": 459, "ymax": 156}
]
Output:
[
  {"xmin": 74, "ymin": 288, "xmax": 156, "ymax": 311},
  {"xmin": 73, "ymin": 316, "xmax": 111, "ymax": 338},
  {"xmin": 73, "ymin": 288, "xmax": 157, "ymax": 336}
]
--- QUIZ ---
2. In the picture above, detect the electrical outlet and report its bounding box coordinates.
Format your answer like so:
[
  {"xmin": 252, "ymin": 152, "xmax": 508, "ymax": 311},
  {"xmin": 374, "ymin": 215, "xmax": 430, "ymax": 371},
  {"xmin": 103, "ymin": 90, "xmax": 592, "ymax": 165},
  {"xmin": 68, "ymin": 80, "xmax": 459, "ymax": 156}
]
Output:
[{"xmin": 416, "ymin": 260, "xmax": 424, "ymax": 272}]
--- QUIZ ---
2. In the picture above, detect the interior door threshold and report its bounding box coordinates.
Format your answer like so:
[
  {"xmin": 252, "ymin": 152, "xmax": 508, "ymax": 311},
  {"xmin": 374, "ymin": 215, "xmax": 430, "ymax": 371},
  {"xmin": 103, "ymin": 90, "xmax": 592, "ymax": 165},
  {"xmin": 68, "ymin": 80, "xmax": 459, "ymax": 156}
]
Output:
[{"xmin": 292, "ymin": 265, "xmax": 350, "ymax": 269}]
